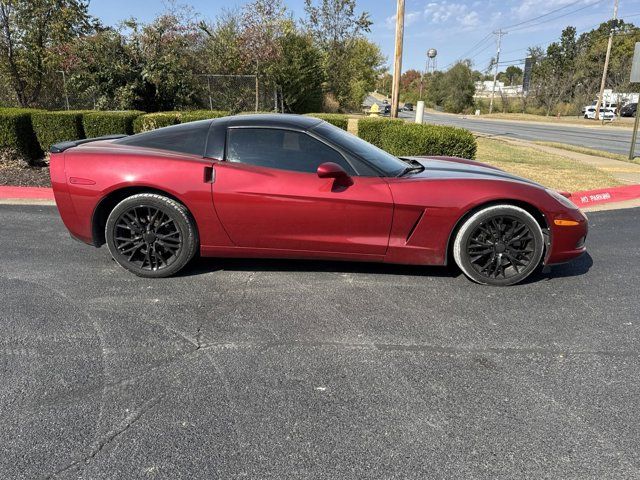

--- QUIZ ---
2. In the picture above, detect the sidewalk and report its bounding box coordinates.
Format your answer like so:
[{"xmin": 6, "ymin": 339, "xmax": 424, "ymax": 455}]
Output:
[{"xmin": 496, "ymin": 137, "xmax": 640, "ymax": 185}]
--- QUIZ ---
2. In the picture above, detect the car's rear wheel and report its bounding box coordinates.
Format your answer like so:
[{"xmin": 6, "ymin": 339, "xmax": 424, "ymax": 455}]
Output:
[
  {"xmin": 453, "ymin": 205, "xmax": 545, "ymax": 286},
  {"xmin": 105, "ymin": 193, "xmax": 198, "ymax": 278}
]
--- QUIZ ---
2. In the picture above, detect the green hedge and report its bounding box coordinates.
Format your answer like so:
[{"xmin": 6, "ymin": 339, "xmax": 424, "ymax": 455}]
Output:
[
  {"xmin": 32, "ymin": 111, "xmax": 86, "ymax": 152},
  {"xmin": 380, "ymin": 123, "xmax": 477, "ymax": 159},
  {"xmin": 0, "ymin": 108, "xmax": 42, "ymax": 163},
  {"xmin": 133, "ymin": 112, "xmax": 180, "ymax": 133},
  {"xmin": 305, "ymin": 113, "xmax": 349, "ymax": 130},
  {"xmin": 357, "ymin": 117, "xmax": 404, "ymax": 148},
  {"xmin": 83, "ymin": 111, "xmax": 143, "ymax": 138},
  {"xmin": 179, "ymin": 110, "xmax": 229, "ymax": 123}
]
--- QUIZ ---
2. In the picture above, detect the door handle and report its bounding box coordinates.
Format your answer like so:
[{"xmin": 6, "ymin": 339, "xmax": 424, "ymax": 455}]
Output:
[{"xmin": 203, "ymin": 166, "xmax": 215, "ymax": 183}]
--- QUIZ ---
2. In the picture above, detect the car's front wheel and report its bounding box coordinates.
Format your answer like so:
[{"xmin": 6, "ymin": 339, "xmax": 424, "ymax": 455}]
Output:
[
  {"xmin": 453, "ymin": 205, "xmax": 545, "ymax": 286},
  {"xmin": 105, "ymin": 193, "xmax": 198, "ymax": 278}
]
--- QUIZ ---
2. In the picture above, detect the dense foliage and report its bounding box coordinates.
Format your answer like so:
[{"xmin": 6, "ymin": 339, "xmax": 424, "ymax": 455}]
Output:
[
  {"xmin": 82, "ymin": 111, "xmax": 142, "ymax": 137},
  {"xmin": 0, "ymin": 108, "xmax": 42, "ymax": 163},
  {"xmin": 305, "ymin": 113, "xmax": 349, "ymax": 130},
  {"xmin": 380, "ymin": 123, "xmax": 477, "ymax": 159},
  {"xmin": 32, "ymin": 111, "xmax": 86, "ymax": 152},
  {"xmin": 356, "ymin": 117, "xmax": 404, "ymax": 147},
  {"xmin": 133, "ymin": 113, "xmax": 181, "ymax": 134},
  {"xmin": 0, "ymin": 0, "xmax": 384, "ymax": 114}
]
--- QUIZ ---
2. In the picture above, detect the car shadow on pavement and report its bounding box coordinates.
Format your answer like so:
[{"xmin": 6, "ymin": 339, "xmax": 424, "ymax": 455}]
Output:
[
  {"xmin": 522, "ymin": 252, "xmax": 594, "ymax": 285},
  {"xmin": 177, "ymin": 252, "xmax": 593, "ymax": 284},
  {"xmin": 179, "ymin": 257, "xmax": 461, "ymax": 279}
]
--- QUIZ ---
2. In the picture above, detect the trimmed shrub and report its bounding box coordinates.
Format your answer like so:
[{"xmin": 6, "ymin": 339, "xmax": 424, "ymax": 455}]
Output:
[
  {"xmin": 32, "ymin": 110, "xmax": 86, "ymax": 152},
  {"xmin": 82, "ymin": 111, "xmax": 143, "ymax": 138},
  {"xmin": 133, "ymin": 112, "xmax": 181, "ymax": 133},
  {"xmin": 357, "ymin": 117, "xmax": 404, "ymax": 148},
  {"xmin": 0, "ymin": 108, "xmax": 43, "ymax": 163},
  {"xmin": 380, "ymin": 123, "xmax": 477, "ymax": 159},
  {"xmin": 179, "ymin": 110, "xmax": 230, "ymax": 123},
  {"xmin": 305, "ymin": 113, "xmax": 349, "ymax": 130}
]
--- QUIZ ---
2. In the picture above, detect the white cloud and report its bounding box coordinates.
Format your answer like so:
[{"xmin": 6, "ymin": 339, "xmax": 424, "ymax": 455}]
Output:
[
  {"xmin": 423, "ymin": 2, "xmax": 481, "ymax": 28},
  {"xmin": 386, "ymin": 10, "xmax": 422, "ymax": 29},
  {"xmin": 461, "ymin": 11, "xmax": 480, "ymax": 27}
]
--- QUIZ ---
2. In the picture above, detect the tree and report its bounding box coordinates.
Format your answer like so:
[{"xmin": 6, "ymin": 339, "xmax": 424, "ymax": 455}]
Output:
[
  {"xmin": 531, "ymin": 26, "xmax": 578, "ymax": 115},
  {"xmin": 303, "ymin": 0, "xmax": 375, "ymax": 110},
  {"xmin": 199, "ymin": 11, "xmax": 248, "ymax": 76},
  {"xmin": 426, "ymin": 61, "xmax": 475, "ymax": 113},
  {"xmin": 0, "ymin": 0, "xmax": 93, "ymax": 107},
  {"xmin": 503, "ymin": 66, "xmax": 523, "ymax": 86},
  {"xmin": 400, "ymin": 69, "xmax": 421, "ymax": 90},
  {"xmin": 271, "ymin": 27, "xmax": 324, "ymax": 113}
]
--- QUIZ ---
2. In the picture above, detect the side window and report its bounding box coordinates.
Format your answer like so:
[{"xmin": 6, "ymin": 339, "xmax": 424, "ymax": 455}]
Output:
[{"xmin": 226, "ymin": 128, "xmax": 355, "ymax": 174}]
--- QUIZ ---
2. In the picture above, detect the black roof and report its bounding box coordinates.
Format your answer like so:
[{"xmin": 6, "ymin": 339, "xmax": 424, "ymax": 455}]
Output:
[
  {"xmin": 214, "ymin": 114, "xmax": 323, "ymax": 130},
  {"xmin": 52, "ymin": 114, "xmax": 326, "ymax": 156}
]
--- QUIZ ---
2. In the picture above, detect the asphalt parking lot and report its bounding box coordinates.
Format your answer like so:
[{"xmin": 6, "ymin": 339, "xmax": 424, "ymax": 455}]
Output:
[{"xmin": 1, "ymin": 205, "xmax": 640, "ymax": 479}]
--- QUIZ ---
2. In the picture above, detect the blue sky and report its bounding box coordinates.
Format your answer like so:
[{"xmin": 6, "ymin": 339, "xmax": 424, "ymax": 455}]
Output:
[{"xmin": 89, "ymin": 0, "xmax": 640, "ymax": 73}]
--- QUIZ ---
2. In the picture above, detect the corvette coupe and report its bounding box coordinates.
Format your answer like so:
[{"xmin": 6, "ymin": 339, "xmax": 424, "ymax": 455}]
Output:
[{"xmin": 50, "ymin": 114, "xmax": 587, "ymax": 286}]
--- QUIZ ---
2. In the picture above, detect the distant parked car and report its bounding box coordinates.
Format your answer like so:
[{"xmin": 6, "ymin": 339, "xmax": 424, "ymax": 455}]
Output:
[
  {"xmin": 620, "ymin": 103, "xmax": 637, "ymax": 117},
  {"xmin": 584, "ymin": 106, "xmax": 616, "ymax": 120},
  {"xmin": 403, "ymin": 103, "xmax": 414, "ymax": 112},
  {"xmin": 581, "ymin": 101, "xmax": 617, "ymax": 116}
]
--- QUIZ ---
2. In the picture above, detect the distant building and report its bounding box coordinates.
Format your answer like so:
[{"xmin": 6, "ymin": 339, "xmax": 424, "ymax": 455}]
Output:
[
  {"xmin": 602, "ymin": 89, "xmax": 639, "ymax": 105},
  {"xmin": 474, "ymin": 81, "xmax": 523, "ymax": 98}
]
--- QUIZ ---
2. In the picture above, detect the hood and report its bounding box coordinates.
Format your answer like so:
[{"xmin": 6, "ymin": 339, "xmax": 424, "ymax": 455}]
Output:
[{"xmin": 400, "ymin": 156, "xmax": 542, "ymax": 187}]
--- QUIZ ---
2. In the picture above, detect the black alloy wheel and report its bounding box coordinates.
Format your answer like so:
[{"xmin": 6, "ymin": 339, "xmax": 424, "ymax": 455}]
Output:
[
  {"xmin": 453, "ymin": 205, "xmax": 545, "ymax": 286},
  {"xmin": 105, "ymin": 193, "xmax": 198, "ymax": 278}
]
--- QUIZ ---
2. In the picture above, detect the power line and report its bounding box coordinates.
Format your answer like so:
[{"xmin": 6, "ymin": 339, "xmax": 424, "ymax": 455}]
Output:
[
  {"xmin": 444, "ymin": 33, "xmax": 493, "ymax": 69},
  {"xmin": 502, "ymin": 0, "xmax": 603, "ymax": 30},
  {"xmin": 507, "ymin": 0, "xmax": 607, "ymax": 33}
]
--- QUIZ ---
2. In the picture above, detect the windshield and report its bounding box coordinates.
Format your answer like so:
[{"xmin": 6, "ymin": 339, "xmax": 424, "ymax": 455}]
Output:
[{"xmin": 311, "ymin": 122, "xmax": 407, "ymax": 176}]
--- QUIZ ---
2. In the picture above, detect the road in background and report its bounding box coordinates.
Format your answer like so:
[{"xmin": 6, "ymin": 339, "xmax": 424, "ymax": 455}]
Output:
[
  {"xmin": 398, "ymin": 110, "xmax": 633, "ymax": 155},
  {"xmin": 2, "ymin": 205, "xmax": 640, "ymax": 478}
]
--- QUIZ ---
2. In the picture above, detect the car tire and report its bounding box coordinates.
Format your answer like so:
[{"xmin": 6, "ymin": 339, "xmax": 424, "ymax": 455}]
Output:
[
  {"xmin": 105, "ymin": 193, "xmax": 198, "ymax": 278},
  {"xmin": 453, "ymin": 205, "xmax": 545, "ymax": 286}
]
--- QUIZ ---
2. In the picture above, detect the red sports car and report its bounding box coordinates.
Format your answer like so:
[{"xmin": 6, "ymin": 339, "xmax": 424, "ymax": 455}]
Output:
[{"xmin": 50, "ymin": 114, "xmax": 587, "ymax": 286}]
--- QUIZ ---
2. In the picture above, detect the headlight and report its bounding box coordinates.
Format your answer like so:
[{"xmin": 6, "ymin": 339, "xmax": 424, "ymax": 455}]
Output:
[{"xmin": 545, "ymin": 188, "xmax": 578, "ymax": 210}]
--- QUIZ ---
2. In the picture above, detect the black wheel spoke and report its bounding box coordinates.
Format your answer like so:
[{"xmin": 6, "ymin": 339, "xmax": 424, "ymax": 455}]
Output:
[
  {"xmin": 466, "ymin": 215, "xmax": 536, "ymax": 281},
  {"xmin": 113, "ymin": 205, "xmax": 182, "ymax": 271}
]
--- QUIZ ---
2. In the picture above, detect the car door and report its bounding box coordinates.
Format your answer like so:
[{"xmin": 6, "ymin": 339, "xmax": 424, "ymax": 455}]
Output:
[{"xmin": 211, "ymin": 126, "xmax": 394, "ymax": 256}]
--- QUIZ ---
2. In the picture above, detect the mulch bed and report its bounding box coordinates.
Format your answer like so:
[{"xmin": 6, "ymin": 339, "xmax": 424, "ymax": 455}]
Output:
[{"xmin": 0, "ymin": 160, "xmax": 51, "ymax": 187}]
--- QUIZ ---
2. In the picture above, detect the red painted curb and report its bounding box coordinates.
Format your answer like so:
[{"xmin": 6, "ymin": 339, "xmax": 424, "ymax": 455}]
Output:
[
  {"xmin": 569, "ymin": 185, "xmax": 640, "ymax": 207},
  {"xmin": 0, "ymin": 186, "xmax": 54, "ymax": 200}
]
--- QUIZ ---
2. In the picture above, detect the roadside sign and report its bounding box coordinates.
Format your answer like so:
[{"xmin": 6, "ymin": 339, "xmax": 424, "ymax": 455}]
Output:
[
  {"xmin": 631, "ymin": 42, "xmax": 640, "ymax": 83},
  {"xmin": 522, "ymin": 57, "xmax": 533, "ymax": 93}
]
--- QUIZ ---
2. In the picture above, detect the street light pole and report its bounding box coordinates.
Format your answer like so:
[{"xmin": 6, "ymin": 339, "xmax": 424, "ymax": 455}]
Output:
[
  {"xmin": 58, "ymin": 70, "xmax": 70, "ymax": 111},
  {"xmin": 390, "ymin": 0, "xmax": 405, "ymax": 118},
  {"xmin": 594, "ymin": 0, "xmax": 619, "ymax": 120}
]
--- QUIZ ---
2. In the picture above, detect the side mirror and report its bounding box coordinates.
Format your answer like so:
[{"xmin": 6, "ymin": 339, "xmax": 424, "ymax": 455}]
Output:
[{"xmin": 317, "ymin": 162, "xmax": 353, "ymax": 186}]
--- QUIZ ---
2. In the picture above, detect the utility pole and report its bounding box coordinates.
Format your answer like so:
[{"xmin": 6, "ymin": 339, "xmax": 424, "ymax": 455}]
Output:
[
  {"xmin": 390, "ymin": 0, "xmax": 405, "ymax": 118},
  {"xmin": 595, "ymin": 0, "xmax": 619, "ymax": 120},
  {"xmin": 489, "ymin": 29, "xmax": 505, "ymax": 114}
]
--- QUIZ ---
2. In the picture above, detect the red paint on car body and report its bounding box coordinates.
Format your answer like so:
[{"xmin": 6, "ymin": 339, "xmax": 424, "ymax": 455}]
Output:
[{"xmin": 49, "ymin": 117, "xmax": 588, "ymax": 269}]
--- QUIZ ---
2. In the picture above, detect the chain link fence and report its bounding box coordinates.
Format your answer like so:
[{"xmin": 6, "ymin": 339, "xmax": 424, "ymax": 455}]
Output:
[{"xmin": 1, "ymin": 73, "xmax": 283, "ymax": 113}]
